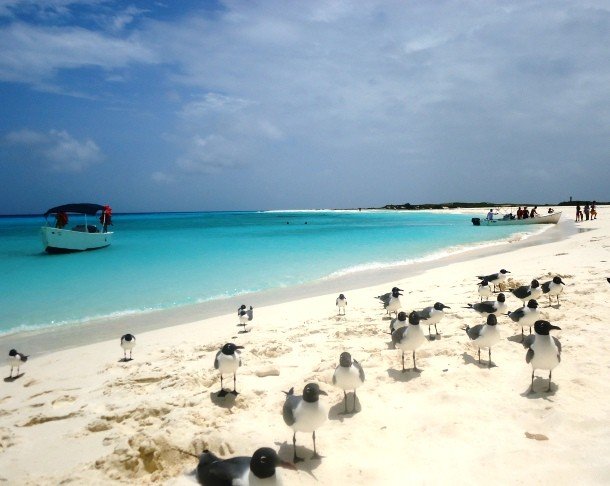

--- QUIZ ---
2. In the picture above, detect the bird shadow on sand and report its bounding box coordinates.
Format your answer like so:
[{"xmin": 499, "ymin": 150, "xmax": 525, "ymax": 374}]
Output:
[
  {"xmin": 118, "ymin": 357, "xmax": 134, "ymax": 363},
  {"xmin": 386, "ymin": 368, "xmax": 421, "ymax": 382},
  {"xmin": 521, "ymin": 381, "xmax": 559, "ymax": 400},
  {"xmin": 328, "ymin": 396, "xmax": 361, "ymax": 421},
  {"xmin": 274, "ymin": 442, "xmax": 322, "ymax": 476},
  {"xmin": 4, "ymin": 373, "xmax": 25, "ymax": 382},
  {"xmin": 209, "ymin": 390, "xmax": 238, "ymax": 409},
  {"xmin": 426, "ymin": 333, "xmax": 442, "ymax": 342},
  {"xmin": 507, "ymin": 334, "xmax": 526, "ymax": 344},
  {"xmin": 546, "ymin": 303, "xmax": 561, "ymax": 310},
  {"xmin": 381, "ymin": 316, "xmax": 392, "ymax": 321},
  {"xmin": 461, "ymin": 352, "xmax": 496, "ymax": 368}
]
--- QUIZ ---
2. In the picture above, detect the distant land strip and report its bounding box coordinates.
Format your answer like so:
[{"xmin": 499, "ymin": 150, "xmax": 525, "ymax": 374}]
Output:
[{"xmin": 372, "ymin": 201, "xmax": 608, "ymax": 210}]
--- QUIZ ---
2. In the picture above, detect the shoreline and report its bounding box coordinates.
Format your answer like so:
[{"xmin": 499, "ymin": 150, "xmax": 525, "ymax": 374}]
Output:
[{"xmin": 0, "ymin": 211, "xmax": 575, "ymax": 356}]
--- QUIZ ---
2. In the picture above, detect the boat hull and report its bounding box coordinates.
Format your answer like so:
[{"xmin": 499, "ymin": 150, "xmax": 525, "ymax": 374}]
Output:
[
  {"xmin": 472, "ymin": 212, "xmax": 561, "ymax": 226},
  {"xmin": 41, "ymin": 226, "xmax": 113, "ymax": 253}
]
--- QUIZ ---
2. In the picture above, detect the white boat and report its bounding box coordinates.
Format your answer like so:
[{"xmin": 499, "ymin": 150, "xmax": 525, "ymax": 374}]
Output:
[
  {"xmin": 471, "ymin": 212, "xmax": 561, "ymax": 226},
  {"xmin": 41, "ymin": 203, "xmax": 113, "ymax": 253}
]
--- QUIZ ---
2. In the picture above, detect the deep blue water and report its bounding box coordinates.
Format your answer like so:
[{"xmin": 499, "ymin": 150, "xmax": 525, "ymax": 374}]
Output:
[{"xmin": 0, "ymin": 210, "xmax": 530, "ymax": 335}]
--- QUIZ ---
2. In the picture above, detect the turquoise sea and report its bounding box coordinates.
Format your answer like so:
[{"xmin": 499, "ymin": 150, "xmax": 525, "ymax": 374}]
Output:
[{"xmin": 1, "ymin": 210, "xmax": 536, "ymax": 336}]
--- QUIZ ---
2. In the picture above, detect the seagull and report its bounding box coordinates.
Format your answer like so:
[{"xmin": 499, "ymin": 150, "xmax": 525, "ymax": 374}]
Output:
[
  {"xmin": 336, "ymin": 294, "xmax": 347, "ymax": 315},
  {"xmin": 523, "ymin": 320, "xmax": 562, "ymax": 393},
  {"xmin": 478, "ymin": 279, "xmax": 493, "ymax": 301},
  {"xmin": 476, "ymin": 269, "xmax": 510, "ymax": 292},
  {"xmin": 332, "ymin": 352, "xmax": 365, "ymax": 414},
  {"xmin": 282, "ymin": 383, "xmax": 328, "ymax": 463},
  {"xmin": 389, "ymin": 311, "xmax": 408, "ymax": 334},
  {"xmin": 8, "ymin": 349, "xmax": 28, "ymax": 378},
  {"xmin": 196, "ymin": 447, "xmax": 295, "ymax": 485},
  {"xmin": 375, "ymin": 287, "xmax": 403, "ymax": 316},
  {"xmin": 508, "ymin": 299, "xmax": 541, "ymax": 340},
  {"xmin": 416, "ymin": 302, "xmax": 450, "ymax": 338},
  {"xmin": 391, "ymin": 311, "xmax": 426, "ymax": 372},
  {"xmin": 511, "ymin": 279, "xmax": 542, "ymax": 304},
  {"xmin": 541, "ymin": 276, "xmax": 565, "ymax": 305},
  {"xmin": 464, "ymin": 314, "xmax": 500, "ymax": 367},
  {"xmin": 466, "ymin": 293, "xmax": 507, "ymax": 316},
  {"xmin": 120, "ymin": 334, "xmax": 136, "ymax": 360},
  {"xmin": 238, "ymin": 305, "xmax": 254, "ymax": 333},
  {"xmin": 214, "ymin": 343, "xmax": 244, "ymax": 397},
  {"xmin": 385, "ymin": 288, "xmax": 403, "ymax": 317}
]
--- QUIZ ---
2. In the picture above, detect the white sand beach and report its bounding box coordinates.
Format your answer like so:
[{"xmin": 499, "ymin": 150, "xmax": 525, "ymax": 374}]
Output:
[{"xmin": 1, "ymin": 208, "xmax": 609, "ymax": 485}]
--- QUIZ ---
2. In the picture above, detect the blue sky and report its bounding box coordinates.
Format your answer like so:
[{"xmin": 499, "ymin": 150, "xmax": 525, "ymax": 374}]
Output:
[{"xmin": 1, "ymin": 0, "xmax": 608, "ymax": 214}]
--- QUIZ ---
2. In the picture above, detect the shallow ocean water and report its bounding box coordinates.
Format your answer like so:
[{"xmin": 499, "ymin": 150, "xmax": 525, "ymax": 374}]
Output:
[{"xmin": 0, "ymin": 210, "xmax": 530, "ymax": 335}]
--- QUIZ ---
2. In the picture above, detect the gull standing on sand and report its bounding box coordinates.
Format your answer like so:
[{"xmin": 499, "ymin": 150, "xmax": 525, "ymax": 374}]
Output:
[
  {"xmin": 541, "ymin": 276, "xmax": 565, "ymax": 305},
  {"xmin": 120, "ymin": 334, "xmax": 136, "ymax": 360},
  {"xmin": 336, "ymin": 294, "xmax": 347, "ymax": 315},
  {"xmin": 282, "ymin": 383, "xmax": 328, "ymax": 463},
  {"xmin": 466, "ymin": 293, "xmax": 507, "ymax": 316},
  {"xmin": 511, "ymin": 279, "xmax": 542, "ymax": 304},
  {"xmin": 8, "ymin": 349, "xmax": 28, "ymax": 378},
  {"xmin": 416, "ymin": 302, "xmax": 450, "ymax": 338},
  {"xmin": 214, "ymin": 343, "xmax": 244, "ymax": 397},
  {"xmin": 238, "ymin": 305, "xmax": 254, "ymax": 333},
  {"xmin": 376, "ymin": 287, "xmax": 403, "ymax": 316},
  {"xmin": 478, "ymin": 279, "xmax": 493, "ymax": 301},
  {"xmin": 391, "ymin": 311, "xmax": 426, "ymax": 372},
  {"xmin": 477, "ymin": 269, "xmax": 510, "ymax": 292},
  {"xmin": 390, "ymin": 311, "xmax": 408, "ymax": 333},
  {"xmin": 464, "ymin": 314, "xmax": 500, "ymax": 367},
  {"xmin": 523, "ymin": 320, "xmax": 562, "ymax": 393},
  {"xmin": 332, "ymin": 352, "xmax": 365, "ymax": 414},
  {"xmin": 508, "ymin": 299, "xmax": 541, "ymax": 340},
  {"xmin": 385, "ymin": 288, "xmax": 403, "ymax": 317},
  {"xmin": 196, "ymin": 447, "xmax": 294, "ymax": 485}
]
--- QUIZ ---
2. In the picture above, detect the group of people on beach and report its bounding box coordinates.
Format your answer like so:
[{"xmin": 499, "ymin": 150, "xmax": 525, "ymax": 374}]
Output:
[
  {"xmin": 516, "ymin": 206, "xmax": 538, "ymax": 219},
  {"xmin": 575, "ymin": 202, "xmax": 597, "ymax": 222}
]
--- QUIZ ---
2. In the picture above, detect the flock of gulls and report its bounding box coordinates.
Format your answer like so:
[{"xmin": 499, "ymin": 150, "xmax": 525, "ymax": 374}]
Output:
[{"xmin": 6, "ymin": 269, "xmax": 582, "ymax": 485}]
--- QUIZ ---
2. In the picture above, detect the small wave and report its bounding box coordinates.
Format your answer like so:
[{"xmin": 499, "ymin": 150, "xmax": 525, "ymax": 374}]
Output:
[{"xmin": 322, "ymin": 228, "xmax": 543, "ymax": 280}]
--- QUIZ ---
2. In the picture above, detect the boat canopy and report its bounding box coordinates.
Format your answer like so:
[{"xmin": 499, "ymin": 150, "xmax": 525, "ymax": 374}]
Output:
[{"xmin": 44, "ymin": 203, "xmax": 105, "ymax": 217}]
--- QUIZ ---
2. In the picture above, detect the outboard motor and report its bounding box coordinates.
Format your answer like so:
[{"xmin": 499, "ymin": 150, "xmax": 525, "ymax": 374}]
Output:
[{"xmin": 471, "ymin": 217, "xmax": 481, "ymax": 226}]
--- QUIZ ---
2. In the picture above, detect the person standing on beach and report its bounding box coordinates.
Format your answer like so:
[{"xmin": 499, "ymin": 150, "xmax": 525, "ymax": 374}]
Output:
[
  {"xmin": 522, "ymin": 207, "xmax": 529, "ymax": 219},
  {"xmin": 517, "ymin": 207, "xmax": 523, "ymax": 219},
  {"xmin": 584, "ymin": 203, "xmax": 590, "ymax": 221},
  {"xmin": 530, "ymin": 206, "xmax": 538, "ymax": 218},
  {"xmin": 591, "ymin": 201, "xmax": 597, "ymax": 219},
  {"xmin": 576, "ymin": 204, "xmax": 582, "ymax": 222}
]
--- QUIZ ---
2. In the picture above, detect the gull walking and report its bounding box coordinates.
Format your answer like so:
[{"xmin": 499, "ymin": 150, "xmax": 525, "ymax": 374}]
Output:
[
  {"xmin": 391, "ymin": 311, "xmax": 426, "ymax": 372},
  {"xmin": 332, "ymin": 352, "xmax": 365, "ymax": 414},
  {"xmin": 282, "ymin": 383, "xmax": 328, "ymax": 463},
  {"xmin": 523, "ymin": 320, "xmax": 561, "ymax": 393},
  {"xmin": 120, "ymin": 334, "xmax": 136, "ymax": 360},
  {"xmin": 8, "ymin": 349, "xmax": 28, "ymax": 378},
  {"xmin": 464, "ymin": 314, "xmax": 500, "ymax": 367},
  {"xmin": 214, "ymin": 343, "xmax": 244, "ymax": 397}
]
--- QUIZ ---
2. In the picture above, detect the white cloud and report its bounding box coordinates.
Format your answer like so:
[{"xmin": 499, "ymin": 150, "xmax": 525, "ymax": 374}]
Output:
[
  {"xmin": 175, "ymin": 134, "xmax": 244, "ymax": 175},
  {"xmin": 0, "ymin": 22, "xmax": 158, "ymax": 85},
  {"xmin": 3, "ymin": 128, "xmax": 103, "ymax": 171}
]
